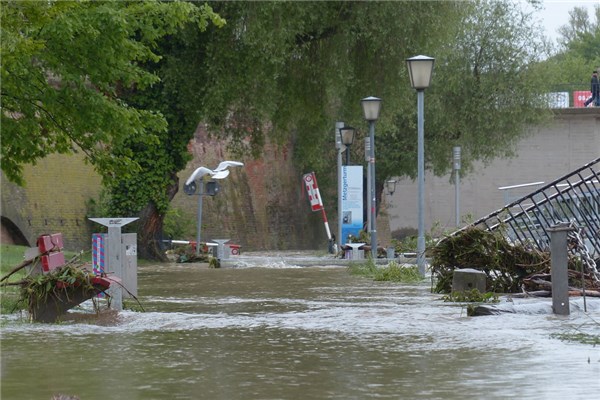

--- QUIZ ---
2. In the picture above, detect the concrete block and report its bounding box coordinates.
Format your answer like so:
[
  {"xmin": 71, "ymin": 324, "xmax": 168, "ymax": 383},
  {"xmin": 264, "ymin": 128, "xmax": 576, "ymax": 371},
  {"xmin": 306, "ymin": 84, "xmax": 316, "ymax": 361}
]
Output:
[{"xmin": 452, "ymin": 268, "xmax": 487, "ymax": 293}]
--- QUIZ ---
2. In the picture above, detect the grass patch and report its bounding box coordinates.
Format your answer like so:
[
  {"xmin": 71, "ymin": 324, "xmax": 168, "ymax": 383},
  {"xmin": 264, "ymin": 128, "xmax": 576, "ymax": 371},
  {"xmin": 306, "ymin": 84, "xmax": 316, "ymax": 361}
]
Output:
[
  {"xmin": 347, "ymin": 259, "xmax": 378, "ymax": 277},
  {"xmin": 348, "ymin": 259, "xmax": 424, "ymax": 283},
  {"xmin": 550, "ymin": 332, "xmax": 600, "ymax": 345},
  {"xmin": 1, "ymin": 244, "xmax": 30, "ymax": 276},
  {"xmin": 1, "ymin": 244, "xmax": 29, "ymax": 314},
  {"xmin": 439, "ymin": 289, "xmax": 500, "ymax": 317}
]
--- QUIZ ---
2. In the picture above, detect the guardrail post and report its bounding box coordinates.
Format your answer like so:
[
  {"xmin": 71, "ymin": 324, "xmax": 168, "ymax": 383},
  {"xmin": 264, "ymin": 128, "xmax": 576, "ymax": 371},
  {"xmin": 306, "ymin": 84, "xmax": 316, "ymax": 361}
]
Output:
[{"xmin": 548, "ymin": 222, "xmax": 574, "ymax": 316}]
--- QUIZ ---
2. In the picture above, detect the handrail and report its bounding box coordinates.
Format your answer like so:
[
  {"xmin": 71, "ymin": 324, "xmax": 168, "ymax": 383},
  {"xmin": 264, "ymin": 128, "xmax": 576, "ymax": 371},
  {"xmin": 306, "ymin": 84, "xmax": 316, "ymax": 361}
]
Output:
[{"xmin": 465, "ymin": 157, "xmax": 600, "ymax": 261}]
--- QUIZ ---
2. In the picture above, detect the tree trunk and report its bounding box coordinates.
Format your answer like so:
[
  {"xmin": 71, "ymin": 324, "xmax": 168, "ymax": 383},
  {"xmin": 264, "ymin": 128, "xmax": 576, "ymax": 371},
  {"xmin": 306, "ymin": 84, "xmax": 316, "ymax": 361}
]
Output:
[
  {"xmin": 136, "ymin": 175, "xmax": 180, "ymax": 261},
  {"xmin": 136, "ymin": 202, "xmax": 167, "ymax": 261}
]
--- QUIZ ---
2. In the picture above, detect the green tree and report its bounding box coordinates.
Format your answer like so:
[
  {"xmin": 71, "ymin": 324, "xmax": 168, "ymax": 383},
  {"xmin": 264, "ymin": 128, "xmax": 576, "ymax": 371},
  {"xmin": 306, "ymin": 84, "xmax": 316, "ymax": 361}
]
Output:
[
  {"xmin": 536, "ymin": 4, "xmax": 599, "ymax": 97},
  {"xmin": 1, "ymin": 0, "xmax": 223, "ymax": 185},
  {"xmin": 557, "ymin": 5, "xmax": 599, "ymax": 51},
  {"xmin": 194, "ymin": 0, "xmax": 551, "ymax": 217},
  {"xmin": 1, "ymin": 0, "xmax": 224, "ymax": 259},
  {"xmin": 109, "ymin": 0, "xmax": 466, "ymax": 258}
]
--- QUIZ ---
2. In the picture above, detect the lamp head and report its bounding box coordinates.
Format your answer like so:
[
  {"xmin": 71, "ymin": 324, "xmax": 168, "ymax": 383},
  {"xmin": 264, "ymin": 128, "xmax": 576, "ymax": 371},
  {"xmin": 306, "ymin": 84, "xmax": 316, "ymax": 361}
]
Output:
[
  {"xmin": 361, "ymin": 96, "xmax": 382, "ymax": 121},
  {"xmin": 406, "ymin": 55, "xmax": 435, "ymax": 90},
  {"xmin": 386, "ymin": 179, "xmax": 397, "ymax": 196},
  {"xmin": 339, "ymin": 126, "xmax": 356, "ymax": 146}
]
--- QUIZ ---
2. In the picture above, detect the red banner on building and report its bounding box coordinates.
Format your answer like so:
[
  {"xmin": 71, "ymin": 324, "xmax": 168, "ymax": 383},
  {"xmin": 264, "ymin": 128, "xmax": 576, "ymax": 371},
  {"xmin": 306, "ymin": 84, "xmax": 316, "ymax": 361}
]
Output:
[{"xmin": 573, "ymin": 91, "xmax": 592, "ymax": 108}]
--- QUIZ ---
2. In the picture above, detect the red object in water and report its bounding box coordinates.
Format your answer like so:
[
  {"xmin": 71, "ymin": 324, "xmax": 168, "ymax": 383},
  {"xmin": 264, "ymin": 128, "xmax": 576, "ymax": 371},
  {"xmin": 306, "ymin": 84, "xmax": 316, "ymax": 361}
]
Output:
[
  {"xmin": 41, "ymin": 252, "xmax": 66, "ymax": 272},
  {"xmin": 37, "ymin": 233, "xmax": 64, "ymax": 253},
  {"xmin": 229, "ymin": 244, "xmax": 241, "ymax": 256},
  {"xmin": 91, "ymin": 276, "xmax": 112, "ymax": 290}
]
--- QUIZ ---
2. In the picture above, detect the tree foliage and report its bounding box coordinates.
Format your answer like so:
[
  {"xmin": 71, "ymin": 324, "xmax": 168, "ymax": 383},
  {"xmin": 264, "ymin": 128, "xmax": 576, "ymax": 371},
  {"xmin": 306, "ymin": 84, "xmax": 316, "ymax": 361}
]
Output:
[
  {"xmin": 193, "ymin": 0, "xmax": 551, "ymax": 181},
  {"xmin": 535, "ymin": 4, "xmax": 600, "ymax": 96},
  {"xmin": 1, "ymin": 0, "xmax": 223, "ymax": 185}
]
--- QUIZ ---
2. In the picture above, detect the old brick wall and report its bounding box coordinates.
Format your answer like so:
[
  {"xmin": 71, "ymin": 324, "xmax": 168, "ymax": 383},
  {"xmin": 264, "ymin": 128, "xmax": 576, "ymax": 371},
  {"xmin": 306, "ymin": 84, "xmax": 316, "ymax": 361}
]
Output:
[{"xmin": 1, "ymin": 153, "xmax": 102, "ymax": 250}]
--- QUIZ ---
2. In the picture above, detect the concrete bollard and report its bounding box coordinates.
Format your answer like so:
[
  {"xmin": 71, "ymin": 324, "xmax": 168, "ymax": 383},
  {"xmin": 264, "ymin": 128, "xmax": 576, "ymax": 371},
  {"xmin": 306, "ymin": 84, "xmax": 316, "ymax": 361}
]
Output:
[
  {"xmin": 346, "ymin": 243, "xmax": 365, "ymax": 260},
  {"xmin": 452, "ymin": 268, "xmax": 487, "ymax": 293},
  {"xmin": 386, "ymin": 247, "xmax": 395, "ymax": 259},
  {"xmin": 548, "ymin": 223, "xmax": 574, "ymax": 316},
  {"xmin": 212, "ymin": 239, "xmax": 230, "ymax": 260}
]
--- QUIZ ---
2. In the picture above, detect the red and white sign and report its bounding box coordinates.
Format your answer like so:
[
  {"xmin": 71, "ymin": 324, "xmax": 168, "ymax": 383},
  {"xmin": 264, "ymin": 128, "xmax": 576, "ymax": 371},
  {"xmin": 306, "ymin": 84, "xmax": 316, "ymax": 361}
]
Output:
[
  {"xmin": 302, "ymin": 172, "xmax": 332, "ymax": 241},
  {"xmin": 303, "ymin": 172, "xmax": 323, "ymax": 212},
  {"xmin": 573, "ymin": 91, "xmax": 591, "ymax": 108}
]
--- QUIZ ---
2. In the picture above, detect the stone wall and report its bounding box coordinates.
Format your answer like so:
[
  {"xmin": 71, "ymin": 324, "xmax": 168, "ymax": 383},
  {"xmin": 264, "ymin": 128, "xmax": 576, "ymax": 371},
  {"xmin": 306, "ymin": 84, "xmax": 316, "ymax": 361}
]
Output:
[{"xmin": 1, "ymin": 153, "xmax": 102, "ymax": 250}]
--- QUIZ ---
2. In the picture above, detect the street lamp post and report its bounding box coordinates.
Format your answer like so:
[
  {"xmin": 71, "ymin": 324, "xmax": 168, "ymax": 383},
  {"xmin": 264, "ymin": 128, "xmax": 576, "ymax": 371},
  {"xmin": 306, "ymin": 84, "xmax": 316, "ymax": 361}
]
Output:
[
  {"xmin": 361, "ymin": 96, "xmax": 382, "ymax": 259},
  {"xmin": 336, "ymin": 124, "xmax": 355, "ymax": 253},
  {"xmin": 406, "ymin": 55, "xmax": 434, "ymax": 276},
  {"xmin": 336, "ymin": 121, "xmax": 345, "ymax": 252},
  {"xmin": 364, "ymin": 137, "xmax": 371, "ymax": 242}
]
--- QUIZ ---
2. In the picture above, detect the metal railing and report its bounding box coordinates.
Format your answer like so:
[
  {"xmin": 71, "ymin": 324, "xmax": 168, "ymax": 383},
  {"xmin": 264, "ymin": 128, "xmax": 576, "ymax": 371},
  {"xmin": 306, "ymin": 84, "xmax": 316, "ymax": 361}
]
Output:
[{"xmin": 468, "ymin": 157, "xmax": 600, "ymax": 261}]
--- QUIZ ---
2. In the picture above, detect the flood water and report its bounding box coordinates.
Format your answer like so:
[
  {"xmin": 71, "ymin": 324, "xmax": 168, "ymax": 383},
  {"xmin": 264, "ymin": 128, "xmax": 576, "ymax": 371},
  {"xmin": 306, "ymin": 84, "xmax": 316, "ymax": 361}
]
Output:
[{"xmin": 1, "ymin": 254, "xmax": 599, "ymax": 399}]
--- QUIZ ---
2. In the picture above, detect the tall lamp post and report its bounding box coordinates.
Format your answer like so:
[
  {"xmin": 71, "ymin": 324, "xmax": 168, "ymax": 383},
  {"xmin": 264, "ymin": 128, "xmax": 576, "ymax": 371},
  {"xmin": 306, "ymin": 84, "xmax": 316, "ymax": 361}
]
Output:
[
  {"xmin": 364, "ymin": 137, "xmax": 371, "ymax": 241},
  {"xmin": 361, "ymin": 96, "xmax": 382, "ymax": 259},
  {"xmin": 406, "ymin": 55, "xmax": 434, "ymax": 276},
  {"xmin": 335, "ymin": 121, "xmax": 345, "ymax": 251}
]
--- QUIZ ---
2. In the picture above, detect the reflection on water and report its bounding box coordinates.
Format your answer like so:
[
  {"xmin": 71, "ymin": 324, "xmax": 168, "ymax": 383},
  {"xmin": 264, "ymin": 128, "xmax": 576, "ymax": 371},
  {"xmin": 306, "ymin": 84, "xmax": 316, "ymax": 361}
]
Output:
[{"xmin": 2, "ymin": 259, "xmax": 599, "ymax": 399}]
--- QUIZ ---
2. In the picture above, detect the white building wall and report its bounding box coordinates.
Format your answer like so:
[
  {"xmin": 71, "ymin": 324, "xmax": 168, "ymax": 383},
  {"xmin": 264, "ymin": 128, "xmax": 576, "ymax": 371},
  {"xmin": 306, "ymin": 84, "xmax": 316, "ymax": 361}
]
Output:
[{"xmin": 388, "ymin": 109, "xmax": 600, "ymax": 234}]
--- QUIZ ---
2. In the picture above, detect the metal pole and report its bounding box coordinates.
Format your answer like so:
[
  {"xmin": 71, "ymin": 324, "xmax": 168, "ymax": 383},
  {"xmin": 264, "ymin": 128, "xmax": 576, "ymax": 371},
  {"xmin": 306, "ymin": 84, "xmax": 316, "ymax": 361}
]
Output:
[
  {"xmin": 336, "ymin": 122, "xmax": 344, "ymax": 249},
  {"xmin": 369, "ymin": 120, "xmax": 377, "ymax": 259},
  {"xmin": 549, "ymin": 223, "xmax": 572, "ymax": 315},
  {"xmin": 195, "ymin": 181, "xmax": 204, "ymax": 256},
  {"xmin": 365, "ymin": 137, "xmax": 371, "ymax": 246},
  {"xmin": 417, "ymin": 89, "xmax": 426, "ymax": 275},
  {"xmin": 453, "ymin": 146, "xmax": 461, "ymax": 227},
  {"xmin": 455, "ymin": 168, "xmax": 460, "ymax": 227}
]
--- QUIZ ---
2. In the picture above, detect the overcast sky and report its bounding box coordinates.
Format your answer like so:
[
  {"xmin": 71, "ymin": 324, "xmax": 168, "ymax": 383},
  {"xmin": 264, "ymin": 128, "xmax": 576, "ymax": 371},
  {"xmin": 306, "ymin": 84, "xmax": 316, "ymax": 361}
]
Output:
[{"xmin": 531, "ymin": 0, "xmax": 599, "ymax": 42}]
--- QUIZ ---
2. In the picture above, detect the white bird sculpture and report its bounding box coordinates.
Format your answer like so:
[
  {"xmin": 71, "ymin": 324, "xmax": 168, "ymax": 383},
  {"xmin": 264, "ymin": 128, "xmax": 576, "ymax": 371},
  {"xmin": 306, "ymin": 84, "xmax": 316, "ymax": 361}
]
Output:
[
  {"xmin": 185, "ymin": 160, "xmax": 244, "ymax": 185},
  {"xmin": 214, "ymin": 160, "xmax": 244, "ymax": 172}
]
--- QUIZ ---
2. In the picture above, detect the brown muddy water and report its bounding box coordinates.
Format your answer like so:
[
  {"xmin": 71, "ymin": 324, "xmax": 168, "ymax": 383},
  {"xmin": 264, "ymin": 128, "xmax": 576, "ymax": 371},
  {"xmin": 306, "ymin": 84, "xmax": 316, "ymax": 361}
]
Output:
[{"xmin": 1, "ymin": 255, "xmax": 599, "ymax": 399}]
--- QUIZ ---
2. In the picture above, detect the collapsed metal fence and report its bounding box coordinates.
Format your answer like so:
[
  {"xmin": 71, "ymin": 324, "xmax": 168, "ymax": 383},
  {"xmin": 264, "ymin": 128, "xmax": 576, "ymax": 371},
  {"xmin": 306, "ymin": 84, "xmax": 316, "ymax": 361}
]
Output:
[{"xmin": 470, "ymin": 157, "xmax": 600, "ymax": 262}]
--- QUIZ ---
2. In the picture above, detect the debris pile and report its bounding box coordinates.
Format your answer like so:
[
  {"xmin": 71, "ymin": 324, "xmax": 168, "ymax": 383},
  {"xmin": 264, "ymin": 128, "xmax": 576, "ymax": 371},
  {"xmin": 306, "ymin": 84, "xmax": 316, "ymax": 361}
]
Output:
[
  {"xmin": 1, "ymin": 254, "xmax": 113, "ymax": 322},
  {"xmin": 430, "ymin": 227, "xmax": 600, "ymax": 295}
]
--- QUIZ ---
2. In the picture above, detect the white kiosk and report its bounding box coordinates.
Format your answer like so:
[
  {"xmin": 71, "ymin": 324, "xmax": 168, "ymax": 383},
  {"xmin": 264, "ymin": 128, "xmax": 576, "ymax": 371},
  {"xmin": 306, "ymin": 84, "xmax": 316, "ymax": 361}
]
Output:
[{"xmin": 89, "ymin": 217, "xmax": 138, "ymax": 311}]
